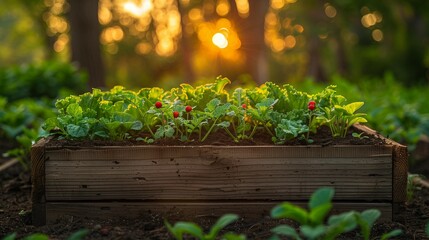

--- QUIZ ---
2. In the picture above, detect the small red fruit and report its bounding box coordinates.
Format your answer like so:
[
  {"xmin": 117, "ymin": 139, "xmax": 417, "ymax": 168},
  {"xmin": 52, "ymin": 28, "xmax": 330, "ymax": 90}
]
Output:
[
  {"xmin": 173, "ymin": 111, "xmax": 179, "ymax": 118},
  {"xmin": 155, "ymin": 101, "xmax": 162, "ymax": 108},
  {"xmin": 185, "ymin": 105, "xmax": 192, "ymax": 112},
  {"xmin": 242, "ymin": 104, "xmax": 247, "ymax": 109},
  {"xmin": 308, "ymin": 101, "xmax": 316, "ymax": 111}
]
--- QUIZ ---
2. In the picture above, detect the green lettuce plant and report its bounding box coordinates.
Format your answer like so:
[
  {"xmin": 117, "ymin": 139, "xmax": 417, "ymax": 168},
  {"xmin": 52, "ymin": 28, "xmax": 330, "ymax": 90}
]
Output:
[{"xmin": 43, "ymin": 78, "xmax": 370, "ymax": 144}]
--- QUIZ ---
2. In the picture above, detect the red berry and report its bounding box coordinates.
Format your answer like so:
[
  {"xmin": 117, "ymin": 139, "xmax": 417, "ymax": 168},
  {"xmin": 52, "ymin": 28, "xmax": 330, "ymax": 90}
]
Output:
[
  {"xmin": 155, "ymin": 101, "xmax": 162, "ymax": 108},
  {"xmin": 185, "ymin": 105, "xmax": 192, "ymax": 112},
  {"xmin": 242, "ymin": 104, "xmax": 247, "ymax": 109},
  {"xmin": 173, "ymin": 111, "xmax": 179, "ymax": 118},
  {"xmin": 308, "ymin": 101, "xmax": 316, "ymax": 111}
]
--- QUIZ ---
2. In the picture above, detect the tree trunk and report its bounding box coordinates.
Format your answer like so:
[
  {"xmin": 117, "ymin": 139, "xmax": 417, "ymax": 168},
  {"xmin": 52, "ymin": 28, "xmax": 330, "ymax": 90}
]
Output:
[
  {"xmin": 68, "ymin": 0, "xmax": 105, "ymax": 89},
  {"xmin": 304, "ymin": 1, "xmax": 327, "ymax": 82},
  {"xmin": 230, "ymin": 0, "xmax": 269, "ymax": 85},
  {"xmin": 177, "ymin": 0, "xmax": 194, "ymax": 84}
]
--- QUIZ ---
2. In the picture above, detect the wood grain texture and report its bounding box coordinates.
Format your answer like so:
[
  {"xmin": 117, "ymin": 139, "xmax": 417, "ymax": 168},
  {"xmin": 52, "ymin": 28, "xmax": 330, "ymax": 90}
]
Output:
[
  {"xmin": 354, "ymin": 124, "xmax": 408, "ymax": 203},
  {"xmin": 32, "ymin": 124, "xmax": 407, "ymax": 225},
  {"xmin": 43, "ymin": 146, "xmax": 393, "ymax": 201},
  {"xmin": 45, "ymin": 201, "xmax": 393, "ymax": 223},
  {"xmin": 31, "ymin": 138, "xmax": 49, "ymax": 226},
  {"xmin": 392, "ymin": 145, "xmax": 408, "ymax": 202}
]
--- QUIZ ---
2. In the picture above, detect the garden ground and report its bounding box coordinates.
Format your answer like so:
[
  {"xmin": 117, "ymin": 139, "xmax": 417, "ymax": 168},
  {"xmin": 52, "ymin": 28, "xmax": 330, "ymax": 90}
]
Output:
[{"xmin": 1, "ymin": 152, "xmax": 429, "ymax": 239}]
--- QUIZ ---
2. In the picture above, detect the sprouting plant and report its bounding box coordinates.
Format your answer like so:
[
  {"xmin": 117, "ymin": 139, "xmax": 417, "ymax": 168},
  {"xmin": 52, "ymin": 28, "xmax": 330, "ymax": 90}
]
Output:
[
  {"xmin": 2, "ymin": 229, "xmax": 89, "ymax": 240},
  {"xmin": 246, "ymin": 98, "xmax": 278, "ymax": 138},
  {"xmin": 270, "ymin": 187, "xmax": 402, "ymax": 240},
  {"xmin": 318, "ymin": 102, "xmax": 368, "ymax": 138},
  {"xmin": 352, "ymin": 132, "xmax": 369, "ymax": 140},
  {"xmin": 165, "ymin": 214, "xmax": 245, "ymax": 240},
  {"xmin": 200, "ymin": 98, "xmax": 232, "ymax": 142}
]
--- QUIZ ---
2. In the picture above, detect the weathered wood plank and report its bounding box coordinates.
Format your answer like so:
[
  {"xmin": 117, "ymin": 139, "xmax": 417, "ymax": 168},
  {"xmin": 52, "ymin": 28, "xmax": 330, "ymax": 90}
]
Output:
[
  {"xmin": 44, "ymin": 201, "xmax": 393, "ymax": 223},
  {"xmin": 44, "ymin": 152, "xmax": 392, "ymax": 201},
  {"xmin": 32, "ymin": 124, "xmax": 408, "ymax": 225},
  {"xmin": 44, "ymin": 145, "xmax": 392, "ymax": 160},
  {"xmin": 354, "ymin": 124, "xmax": 408, "ymax": 203},
  {"xmin": 31, "ymin": 138, "xmax": 49, "ymax": 226},
  {"xmin": 392, "ymin": 145, "xmax": 408, "ymax": 203}
]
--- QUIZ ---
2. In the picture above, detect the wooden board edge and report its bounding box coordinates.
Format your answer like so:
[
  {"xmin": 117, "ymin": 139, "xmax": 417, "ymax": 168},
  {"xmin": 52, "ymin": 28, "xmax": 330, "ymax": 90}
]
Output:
[
  {"xmin": 392, "ymin": 144, "xmax": 408, "ymax": 203},
  {"xmin": 353, "ymin": 124, "xmax": 406, "ymax": 147},
  {"xmin": 354, "ymin": 124, "xmax": 408, "ymax": 203},
  {"xmin": 44, "ymin": 201, "xmax": 393, "ymax": 224},
  {"xmin": 31, "ymin": 138, "xmax": 47, "ymax": 225}
]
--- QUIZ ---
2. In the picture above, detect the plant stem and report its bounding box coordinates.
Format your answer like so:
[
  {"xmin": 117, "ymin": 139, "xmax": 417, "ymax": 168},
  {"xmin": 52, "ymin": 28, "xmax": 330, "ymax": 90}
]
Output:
[
  {"xmin": 133, "ymin": 105, "xmax": 155, "ymax": 138},
  {"xmin": 201, "ymin": 117, "xmax": 219, "ymax": 142},
  {"xmin": 224, "ymin": 127, "xmax": 238, "ymax": 142},
  {"xmin": 248, "ymin": 124, "xmax": 258, "ymax": 139},
  {"xmin": 264, "ymin": 124, "xmax": 274, "ymax": 137}
]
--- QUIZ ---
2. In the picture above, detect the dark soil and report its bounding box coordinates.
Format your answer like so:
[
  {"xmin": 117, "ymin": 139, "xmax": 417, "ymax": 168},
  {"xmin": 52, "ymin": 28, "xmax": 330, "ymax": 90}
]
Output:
[
  {"xmin": 1, "ymin": 128, "xmax": 428, "ymax": 239},
  {"xmin": 46, "ymin": 125, "xmax": 386, "ymax": 148}
]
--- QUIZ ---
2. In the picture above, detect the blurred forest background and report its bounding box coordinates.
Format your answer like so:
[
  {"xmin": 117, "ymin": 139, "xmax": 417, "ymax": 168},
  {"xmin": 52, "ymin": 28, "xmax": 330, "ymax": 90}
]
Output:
[
  {"xmin": 1, "ymin": 0, "xmax": 429, "ymax": 171},
  {"xmin": 1, "ymin": 0, "xmax": 428, "ymax": 88}
]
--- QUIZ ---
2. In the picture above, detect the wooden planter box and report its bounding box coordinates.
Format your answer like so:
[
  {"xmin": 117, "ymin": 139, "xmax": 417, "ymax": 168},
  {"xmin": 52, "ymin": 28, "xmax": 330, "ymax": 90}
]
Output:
[{"xmin": 31, "ymin": 125, "xmax": 407, "ymax": 225}]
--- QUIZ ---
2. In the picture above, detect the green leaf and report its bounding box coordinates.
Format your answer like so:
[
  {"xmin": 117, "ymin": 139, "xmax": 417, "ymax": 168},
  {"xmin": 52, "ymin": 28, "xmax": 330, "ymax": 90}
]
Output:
[
  {"xmin": 165, "ymin": 125, "xmax": 175, "ymax": 138},
  {"xmin": 300, "ymin": 225, "xmax": 326, "ymax": 239},
  {"xmin": 207, "ymin": 214, "xmax": 239, "ymax": 239},
  {"xmin": 131, "ymin": 121, "xmax": 143, "ymax": 130},
  {"xmin": 309, "ymin": 203, "xmax": 332, "ymax": 225},
  {"xmin": 256, "ymin": 98, "xmax": 277, "ymax": 109},
  {"xmin": 217, "ymin": 121, "xmax": 231, "ymax": 128},
  {"xmin": 43, "ymin": 117, "xmax": 59, "ymax": 132},
  {"xmin": 66, "ymin": 229, "xmax": 90, "ymax": 240},
  {"xmin": 271, "ymin": 202, "xmax": 308, "ymax": 225},
  {"xmin": 222, "ymin": 233, "xmax": 246, "ymax": 240},
  {"xmin": 206, "ymin": 98, "xmax": 221, "ymax": 112},
  {"xmin": 66, "ymin": 103, "xmax": 83, "ymax": 118},
  {"xmin": 309, "ymin": 187, "xmax": 334, "ymax": 210},
  {"xmin": 347, "ymin": 116, "xmax": 368, "ymax": 127},
  {"xmin": 380, "ymin": 229, "xmax": 403, "ymax": 240},
  {"xmin": 325, "ymin": 212, "xmax": 357, "ymax": 239},
  {"xmin": 113, "ymin": 112, "xmax": 134, "ymax": 122},
  {"xmin": 164, "ymin": 220, "xmax": 183, "ymax": 240},
  {"xmin": 94, "ymin": 131, "xmax": 109, "ymax": 138},
  {"xmin": 175, "ymin": 222, "xmax": 204, "ymax": 239},
  {"xmin": 213, "ymin": 103, "xmax": 231, "ymax": 118},
  {"xmin": 66, "ymin": 123, "xmax": 89, "ymax": 138},
  {"xmin": 354, "ymin": 209, "xmax": 381, "ymax": 240},
  {"xmin": 2, "ymin": 233, "xmax": 17, "ymax": 240},
  {"xmin": 270, "ymin": 225, "xmax": 302, "ymax": 240},
  {"xmin": 343, "ymin": 102, "xmax": 364, "ymax": 115},
  {"xmin": 214, "ymin": 77, "xmax": 231, "ymax": 93},
  {"xmin": 23, "ymin": 234, "xmax": 49, "ymax": 240}
]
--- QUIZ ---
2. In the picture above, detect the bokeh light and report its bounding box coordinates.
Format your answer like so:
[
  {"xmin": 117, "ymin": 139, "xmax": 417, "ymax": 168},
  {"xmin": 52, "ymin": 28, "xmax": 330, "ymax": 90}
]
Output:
[{"xmin": 212, "ymin": 32, "xmax": 228, "ymax": 49}]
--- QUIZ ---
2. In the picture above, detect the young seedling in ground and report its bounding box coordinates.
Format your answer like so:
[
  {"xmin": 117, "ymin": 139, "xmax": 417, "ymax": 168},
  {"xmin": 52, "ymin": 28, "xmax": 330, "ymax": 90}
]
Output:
[{"xmin": 165, "ymin": 214, "xmax": 245, "ymax": 240}]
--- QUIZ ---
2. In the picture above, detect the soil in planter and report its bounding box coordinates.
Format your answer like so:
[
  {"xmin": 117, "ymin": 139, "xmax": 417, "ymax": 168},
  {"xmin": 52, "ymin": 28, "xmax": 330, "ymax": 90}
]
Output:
[{"xmin": 45, "ymin": 125, "xmax": 387, "ymax": 148}]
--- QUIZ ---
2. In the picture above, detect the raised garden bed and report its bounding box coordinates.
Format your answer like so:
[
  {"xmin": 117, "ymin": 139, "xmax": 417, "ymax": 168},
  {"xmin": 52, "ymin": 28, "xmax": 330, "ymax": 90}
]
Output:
[
  {"xmin": 31, "ymin": 125, "xmax": 407, "ymax": 225},
  {"xmin": 31, "ymin": 79, "xmax": 408, "ymax": 225}
]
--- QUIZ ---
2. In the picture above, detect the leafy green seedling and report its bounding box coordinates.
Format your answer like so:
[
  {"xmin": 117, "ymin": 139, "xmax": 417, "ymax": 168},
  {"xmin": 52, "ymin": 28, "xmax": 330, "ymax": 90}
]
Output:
[{"xmin": 165, "ymin": 214, "xmax": 244, "ymax": 240}]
